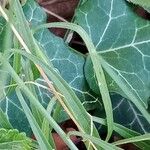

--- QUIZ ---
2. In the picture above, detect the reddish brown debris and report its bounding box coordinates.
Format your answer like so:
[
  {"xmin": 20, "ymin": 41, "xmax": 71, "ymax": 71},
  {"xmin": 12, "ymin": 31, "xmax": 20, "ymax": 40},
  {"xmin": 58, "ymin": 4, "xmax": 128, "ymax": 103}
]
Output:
[{"xmin": 37, "ymin": 0, "xmax": 79, "ymax": 37}]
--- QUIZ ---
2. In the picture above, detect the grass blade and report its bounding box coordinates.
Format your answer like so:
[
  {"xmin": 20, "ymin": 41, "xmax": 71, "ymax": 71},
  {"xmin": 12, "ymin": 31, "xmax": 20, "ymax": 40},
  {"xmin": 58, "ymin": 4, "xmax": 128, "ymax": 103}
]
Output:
[
  {"xmin": 92, "ymin": 116, "xmax": 150, "ymax": 149},
  {"xmin": 16, "ymin": 87, "xmax": 54, "ymax": 150},
  {"xmin": 3, "ymin": 60, "xmax": 78, "ymax": 150},
  {"xmin": 34, "ymin": 22, "xmax": 114, "ymax": 141},
  {"xmin": 9, "ymin": 48, "xmax": 100, "ymax": 139},
  {"xmin": 99, "ymin": 57, "xmax": 150, "ymax": 125},
  {"xmin": 113, "ymin": 133, "xmax": 150, "ymax": 146},
  {"xmin": 0, "ymin": 3, "xmax": 100, "ymax": 143},
  {"xmin": 41, "ymin": 97, "xmax": 56, "ymax": 148},
  {"xmin": 68, "ymin": 131, "xmax": 123, "ymax": 150}
]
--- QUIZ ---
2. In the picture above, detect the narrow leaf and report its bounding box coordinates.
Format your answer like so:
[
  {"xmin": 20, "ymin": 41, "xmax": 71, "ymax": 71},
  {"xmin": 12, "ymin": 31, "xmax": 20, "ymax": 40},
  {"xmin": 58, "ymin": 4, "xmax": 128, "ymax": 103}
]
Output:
[{"xmin": 16, "ymin": 88, "xmax": 53, "ymax": 150}]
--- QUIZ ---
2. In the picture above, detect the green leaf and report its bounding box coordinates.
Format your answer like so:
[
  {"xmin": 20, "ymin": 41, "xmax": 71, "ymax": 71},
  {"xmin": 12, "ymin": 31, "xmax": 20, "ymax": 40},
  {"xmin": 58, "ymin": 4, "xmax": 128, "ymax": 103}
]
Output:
[
  {"xmin": 75, "ymin": 0, "xmax": 150, "ymax": 107},
  {"xmin": 4, "ymin": 60, "xmax": 79, "ymax": 150},
  {"xmin": 80, "ymin": 0, "xmax": 87, "ymax": 5},
  {"xmin": 0, "ymin": 17, "xmax": 12, "ymax": 100},
  {"xmin": 94, "ymin": 93, "xmax": 150, "ymax": 135},
  {"xmin": 0, "ymin": 108, "xmax": 12, "ymax": 129},
  {"xmin": 113, "ymin": 133, "xmax": 150, "ymax": 146},
  {"xmin": 33, "ymin": 22, "xmax": 114, "ymax": 141},
  {"xmin": 35, "ymin": 32, "xmax": 99, "ymax": 109},
  {"xmin": 0, "ymin": 0, "xmax": 100, "ymax": 136},
  {"xmin": 35, "ymin": 78, "xmax": 69, "ymax": 122},
  {"xmin": 92, "ymin": 116, "xmax": 150, "ymax": 149},
  {"xmin": 111, "ymin": 94, "xmax": 150, "ymax": 134},
  {"xmin": 0, "ymin": 128, "xmax": 32, "ymax": 150},
  {"xmin": 16, "ymin": 88, "xmax": 54, "ymax": 150},
  {"xmin": 0, "ymin": 73, "xmax": 64, "ymax": 136},
  {"xmin": 126, "ymin": 0, "xmax": 150, "ymax": 8},
  {"xmin": 126, "ymin": 0, "xmax": 150, "ymax": 13},
  {"xmin": 68, "ymin": 131, "xmax": 123, "ymax": 150},
  {"xmin": 23, "ymin": 0, "xmax": 47, "ymax": 26},
  {"xmin": 24, "ymin": 0, "xmax": 99, "ymax": 109},
  {"xmin": 0, "ymin": 17, "xmax": 6, "ymax": 52},
  {"xmin": 0, "ymin": 93, "xmax": 32, "ymax": 136},
  {"xmin": 41, "ymin": 97, "xmax": 56, "ymax": 148}
]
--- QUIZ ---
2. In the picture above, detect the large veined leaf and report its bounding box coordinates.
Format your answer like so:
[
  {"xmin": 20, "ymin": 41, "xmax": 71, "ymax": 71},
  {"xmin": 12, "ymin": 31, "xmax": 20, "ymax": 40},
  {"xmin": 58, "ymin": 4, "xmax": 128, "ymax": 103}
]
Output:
[
  {"xmin": 0, "ymin": 92, "xmax": 33, "ymax": 136},
  {"xmin": 74, "ymin": 0, "xmax": 150, "ymax": 133},
  {"xmin": 34, "ymin": 78, "xmax": 68, "ymax": 122},
  {"xmin": 93, "ymin": 93, "xmax": 150, "ymax": 134},
  {"xmin": 0, "ymin": 19, "xmax": 5, "ymax": 98},
  {"xmin": 0, "ymin": 0, "xmax": 101, "ymax": 135},
  {"xmin": 126, "ymin": 0, "xmax": 150, "ymax": 13},
  {"xmin": 23, "ymin": 0, "xmax": 100, "ymax": 108},
  {"xmin": 111, "ymin": 94, "xmax": 150, "ymax": 134},
  {"xmin": 34, "ymin": 30, "xmax": 99, "ymax": 109},
  {"xmin": 0, "ymin": 18, "xmax": 13, "ymax": 102},
  {"xmin": 75, "ymin": 0, "xmax": 150, "ymax": 107}
]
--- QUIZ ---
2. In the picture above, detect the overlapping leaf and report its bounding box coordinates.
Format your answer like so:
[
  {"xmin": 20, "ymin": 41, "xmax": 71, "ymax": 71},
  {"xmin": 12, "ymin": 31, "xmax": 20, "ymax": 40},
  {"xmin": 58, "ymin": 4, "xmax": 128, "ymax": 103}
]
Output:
[
  {"xmin": 126, "ymin": 0, "xmax": 150, "ymax": 13},
  {"xmin": 111, "ymin": 94, "xmax": 150, "ymax": 134},
  {"xmin": 126, "ymin": 0, "xmax": 150, "ymax": 8},
  {"xmin": 23, "ymin": 0, "xmax": 100, "ymax": 108},
  {"xmin": 75, "ymin": 0, "xmax": 150, "ymax": 107},
  {"xmin": 75, "ymin": 0, "xmax": 150, "ymax": 132},
  {"xmin": 0, "ymin": 0, "xmax": 100, "ymax": 135},
  {"xmin": 0, "ymin": 17, "xmax": 6, "ymax": 52},
  {"xmin": 0, "ymin": 92, "xmax": 33, "ymax": 135}
]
